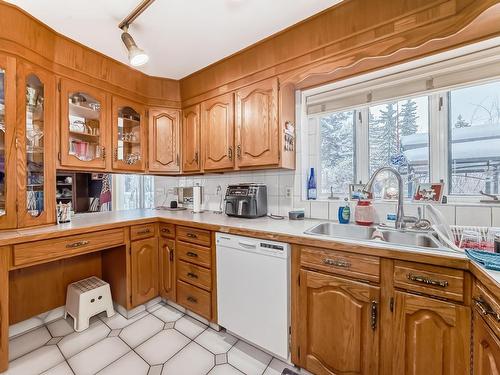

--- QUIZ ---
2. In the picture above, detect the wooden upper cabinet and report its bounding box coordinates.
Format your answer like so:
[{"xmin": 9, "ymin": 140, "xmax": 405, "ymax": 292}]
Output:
[
  {"xmin": 148, "ymin": 108, "xmax": 180, "ymax": 173},
  {"xmin": 297, "ymin": 270, "xmax": 380, "ymax": 375},
  {"xmin": 201, "ymin": 93, "xmax": 234, "ymax": 171},
  {"xmin": 0, "ymin": 55, "xmax": 17, "ymax": 229},
  {"xmin": 112, "ymin": 96, "xmax": 146, "ymax": 171},
  {"xmin": 130, "ymin": 237, "xmax": 159, "ymax": 307},
  {"xmin": 16, "ymin": 62, "xmax": 56, "ymax": 227},
  {"xmin": 181, "ymin": 104, "xmax": 201, "ymax": 172},
  {"xmin": 392, "ymin": 291, "xmax": 470, "ymax": 375},
  {"xmin": 59, "ymin": 78, "xmax": 108, "ymax": 170},
  {"xmin": 159, "ymin": 238, "xmax": 175, "ymax": 301},
  {"xmin": 473, "ymin": 312, "xmax": 500, "ymax": 375},
  {"xmin": 235, "ymin": 77, "xmax": 279, "ymax": 168}
]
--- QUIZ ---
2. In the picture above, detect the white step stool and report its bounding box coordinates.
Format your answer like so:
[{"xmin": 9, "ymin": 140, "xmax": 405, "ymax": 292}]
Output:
[{"xmin": 65, "ymin": 276, "xmax": 115, "ymax": 332}]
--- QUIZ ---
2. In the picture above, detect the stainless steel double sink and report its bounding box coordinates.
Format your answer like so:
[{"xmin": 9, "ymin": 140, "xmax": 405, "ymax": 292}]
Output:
[{"xmin": 304, "ymin": 222, "xmax": 444, "ymax": 249}]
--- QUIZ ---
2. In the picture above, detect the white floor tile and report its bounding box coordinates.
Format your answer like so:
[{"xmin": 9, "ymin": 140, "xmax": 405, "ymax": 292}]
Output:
[
  {"xmin": 208, "ymin": 364, "xmax": 244, "ymax": 375},
  {"xmin": 135, "ymin": 329, "xmax": 190, "ymax": 365},
  {"xmin": 162, "ymin": 342, "xmax": 214, "ymax": 375},
  {"xmin": 174, "ymin": 315, "xmax": 207, "ymax": 339},
  {"xmin": 41, "ymin": 361, "xmax": 74, "ymax": 375},
  {"xmin": 58, "ymin": 320, "xmax": 110, "ymax": 358},
  {"xmin": 47, "ymin": 318, "xmax": 75, "ymax": 337},
  {"xmin": 6, "ymin": 346, "xmax": 64, "ymax": 375},
  {"xmin": 263, "ymin": 358, "xmax": 298, "ymax": 375},
  {"xmin": 228, "ymin": 340, "xmax": 272, "ymax": 375},
  {"xmin": 8, "ymin": 326, "xmax": 51, "ymax": 361},
  {"xmin": 68, "ymin": 337, "xmax": 129, "ymax": 375},
  {"xmin": 151, "ymin": 305, "xmax": 183, "ymax": 322},
  {"xmin": 98, "ymin": 351, "xmax": 149, "ymax": 375},
  {"xmin": 119, "ymin": 314, "xmax": 164, "ymax": 348},
  {"xmin": 100, "ymin": 310, "xmax": 148, "ymax": 330},
  {"xmin": 195, "ymin": 328, "xmax": 237, "ymax": 354},
  {"xmin": 148, "ymin": 365, "xmax": 163, "ymax": 375}
]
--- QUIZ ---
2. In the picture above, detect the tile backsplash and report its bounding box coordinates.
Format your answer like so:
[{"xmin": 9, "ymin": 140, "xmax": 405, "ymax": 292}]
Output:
[{"xmin": 154, "ymin": 173, "xmax": 499, "ymax": 228}]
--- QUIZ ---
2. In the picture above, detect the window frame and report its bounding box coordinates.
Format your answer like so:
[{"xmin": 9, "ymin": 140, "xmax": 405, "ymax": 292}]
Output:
[{"xmin": 112, "ymin": 174, "xmax": 154, "ymax": 211}]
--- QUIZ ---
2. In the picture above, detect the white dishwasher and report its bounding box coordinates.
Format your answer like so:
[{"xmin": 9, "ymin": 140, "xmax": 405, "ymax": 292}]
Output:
[{"xmin": 216, "ymin": 233, "xmax": 290, "ymax": 359}]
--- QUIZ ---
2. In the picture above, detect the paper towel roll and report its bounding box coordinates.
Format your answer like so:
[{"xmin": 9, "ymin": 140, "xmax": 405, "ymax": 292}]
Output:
[{"xmin": 193, "ymin": 185, "xmax": 202, "ymax": 213}]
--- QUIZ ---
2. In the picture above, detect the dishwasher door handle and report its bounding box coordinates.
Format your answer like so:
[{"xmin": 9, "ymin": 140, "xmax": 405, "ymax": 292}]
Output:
[{"xmin": 238, "ymin": 240, "xmax": 257, "ymax": 248}]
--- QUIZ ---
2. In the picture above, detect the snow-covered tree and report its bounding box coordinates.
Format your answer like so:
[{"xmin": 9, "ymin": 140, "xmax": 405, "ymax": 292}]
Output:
[
  {"xmin": 399, "ymin": 99, "xmax": 419, "ymax": 135},
  {"xmin": 369, "ymin": 102, "xmax": 399, "ymax": 171}
]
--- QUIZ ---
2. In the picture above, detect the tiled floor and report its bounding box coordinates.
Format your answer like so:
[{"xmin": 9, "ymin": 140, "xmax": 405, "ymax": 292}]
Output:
[{"xmin": 5, "ymin": 302, "xmax": 302, "ymax": 375}]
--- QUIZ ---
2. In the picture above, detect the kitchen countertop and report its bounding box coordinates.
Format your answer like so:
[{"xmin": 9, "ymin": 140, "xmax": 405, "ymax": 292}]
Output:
[{"xmin": 0, "ymin": 209, "xmax": 498, "ymax": 293}]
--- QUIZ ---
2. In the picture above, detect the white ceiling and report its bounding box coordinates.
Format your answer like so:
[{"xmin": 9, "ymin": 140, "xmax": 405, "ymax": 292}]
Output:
[{"xmin": 6, "ymin": 0, "xmax": 343, "ymax": 79}]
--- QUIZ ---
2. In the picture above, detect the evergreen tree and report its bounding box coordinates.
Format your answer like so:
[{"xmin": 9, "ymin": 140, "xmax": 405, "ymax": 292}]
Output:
[
  {"xmin": 369, "ymin": 102, "xmax": 398, "ymax": 169},
  {"xmin": 399, "ymin": 99, "xmax": 419, "ymax": 136},
  {"xmin": 454, "ymin": 114, "xmax": 471, "ymax": 128}
]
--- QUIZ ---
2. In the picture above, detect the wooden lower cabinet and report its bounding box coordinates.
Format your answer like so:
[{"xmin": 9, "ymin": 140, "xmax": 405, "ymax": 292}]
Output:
[
  {"xmin": 130, "ymin": 238, "xmax": 159, "ymax": 307},
  {"xmin": 392, "ymin": 291, "xmax": 470, "ymax": 375},
  {"xmin": 296, "ymin": 269, "xmax": 380, "ymax": 375},
  {"xmin": 159, "ymin": 238, "xmax": 175, "ymax": 301},
  {"xmin": 473, "ymin": 311, "xmax": 500, "ymax": 375}
]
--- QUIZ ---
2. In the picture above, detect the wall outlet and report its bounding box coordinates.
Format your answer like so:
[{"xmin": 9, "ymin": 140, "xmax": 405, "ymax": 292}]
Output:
[{"xmin": 285, "ymin": 187, "xmax": 293, "ymax": 198}]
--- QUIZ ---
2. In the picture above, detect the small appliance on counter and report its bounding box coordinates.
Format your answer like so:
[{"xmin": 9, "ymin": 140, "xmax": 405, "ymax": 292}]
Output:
[{"xmin": 225, "ymin": 183, "xmax": 267, "ymax": 218}]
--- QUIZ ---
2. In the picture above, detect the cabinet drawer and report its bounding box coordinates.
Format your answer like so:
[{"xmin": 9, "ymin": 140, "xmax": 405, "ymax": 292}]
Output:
[
  {"xmin": 300, "ymin": 246, "xmax": 380, "ymax": 282},
  {"xmin": 473, "ymin": 281, "xmax": 500, "ymax": 337},
  {"xmin": 177, "ymin": 280, "xmax": 211, "ymax": 320},
  {"xmin": 159, "ymin": 223, "xmax": 175, "ymax": 239},
  {"xmin": 394, "ymin": 261, "xmax": 465, "ymax": 302},
  {"xmin": 176, "ymin": 226, "xmax": 211, "ymax": 247},
  {"xmin": 177, "ymin": 241, "xmax": 211, "ymax": 268},
  {"xmin": 130, "ymin": 223, "xmax": 155, "ymax": 241},
  {"xmin": 177, "ymin": 260, "xmax": 211, "ymax": 291},
  {"xmin": 13, "ymin": 228, "xmax": 125, "ymax": 266}
]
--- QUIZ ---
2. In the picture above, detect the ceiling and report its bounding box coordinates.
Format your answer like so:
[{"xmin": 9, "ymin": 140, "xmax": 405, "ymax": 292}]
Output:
[{"xmin": 6, "ymin": 0, "xmax": 343, "ymax": 79}]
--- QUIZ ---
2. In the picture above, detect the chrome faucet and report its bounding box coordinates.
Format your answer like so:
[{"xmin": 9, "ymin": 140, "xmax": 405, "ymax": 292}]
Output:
[{"xmin": 363, "ymin": 166, "xmax": 411, "ymax": 230}]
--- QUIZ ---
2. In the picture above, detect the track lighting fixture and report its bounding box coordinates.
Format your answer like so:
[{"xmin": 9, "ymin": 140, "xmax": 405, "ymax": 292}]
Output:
[{"xmin": 120, "ymin": 25, "xmax": 149, "ymax": 67}]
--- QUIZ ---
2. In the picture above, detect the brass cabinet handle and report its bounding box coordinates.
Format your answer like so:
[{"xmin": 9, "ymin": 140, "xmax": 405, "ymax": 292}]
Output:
[
  {"xmin": 194, "ymin": 151, "xmax": 199, "ymax": 163},
  {"xmin": 473, "ymin": 297, "xmax": 500, "ymax": 322},
  {"xmin": 186, "ymin": 251, "xmax": 198, "ymax": 258},
  {"xmin": 176, "ymin": 154, "xmax": 179, "ymax": 166},
  {"xmin": 66, "ymin": 240, "xmax": 89, "ymax": 249},
  {"xmin": 101, "ymin": 146, "xmax": 106, "ymax": 161},
  {"xmin": 113, "ymin": 147, "xmax": 118, "ymax": 161},
  {"xmin": 186, "ymin": 233, "xmax": 198, "ymax": 239},
  {"xmin": 228, "ymin": 147, "xmax": 233, "ymax": 160},
  {"xmin": 137, "ymin": 229, "xmax": 151, "ymax": 235},
  {"xmin": 161, "ymin": 228, "xmax": 170, "ymax": 234},
  {"xmin": 323, "ymin": 258, "xmax": 350, "ymax": 268},
  {"xmin": 237, "ymin": 145, "xmax": 242, "ymax": 159},
  {"xmin": 371, "ymin": 301, "xmax": 378, "ymax": 330},
  {"xmin": 187, "ymin": 296, "xmax": 198, "ymax": 304},
  {"xmin": 407, "ymin": 273, "xmax": 448, "ymax": 288},
  {"xmin": 165, "ymin": 245, "xmax": 174, "ymax": 263},
  {"xmin": 187, "ymin": 272, "xmax": 198, "ymax": 279}
]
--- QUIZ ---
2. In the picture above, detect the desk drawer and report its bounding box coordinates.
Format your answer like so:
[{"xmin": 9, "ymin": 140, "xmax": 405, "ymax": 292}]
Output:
[
  {"xmin": 130, "ymin": 223, "xmax": 155, "ymax": 241},
  {"xmin": 159, "ymin": 223, "xmax": 175, "ymax": 239},
  {"xmin": 394, "ymin": 261, "xmax": 465, "ymax": 302},
  {"xmin": 177, "ymin": 241, "xmax": 211, "ymax": 268},
  {"xmin": 177, "ymin": 280, "xmax": 211, "ymax": 320},
  {"xmin": 473, "ymin": 281, "xmax": 500, "ymax": 337},
  {"xmin": 177, "ymin": 260, "xmax": 211, "ymax": 291},
  {"xmin": 13, "ymin": 228, "xmax": 125, "ymax": 266},
  {"xmin": 300, "ymin": 246, "xmax": 380, "ymax": 282},
  {"xmin": 176, "ymin": 226, "xmax": 211, "ymax": 247}
]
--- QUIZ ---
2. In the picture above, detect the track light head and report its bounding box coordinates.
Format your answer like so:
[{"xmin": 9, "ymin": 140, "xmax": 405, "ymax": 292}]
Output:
[{"xmin": 120, "ymin": 26, "xmax": 149, "ymax": 67}]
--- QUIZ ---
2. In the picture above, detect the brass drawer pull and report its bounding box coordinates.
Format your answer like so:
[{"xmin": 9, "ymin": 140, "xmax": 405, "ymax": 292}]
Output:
[
  {"xmin": 161, "ymin": 228, "xmax": 170, "ymax": 234},
  {"xmin": 474, "ymin": 297, "xmax": 500, "ymax": 322},
  {"xmin": 66, "ymin": 240, "xmax": 89, "ymax": 249},
  {"xmin": 186, "ymin": 233, "xmax": 198, "ymax": 239},
  {"xmin": 323, "ymin": 258, "xmax": 350, "ymax": 268},
  {"xmin": 186, "ymin": 251, "xmax": 198, "ymax": 258},
  {"xmin": 187, "ymin": 272, "xmax": 198, "ymax": 279},
  {"xmin": 187, "ymin": 296, "xmax": 198, "ymax": 304},
  {"xmin": 137, "ymin": 229, "xmax": 151, "ymax": 235},
  {"xmin": 371, "ymin": 301, "xmax": 378, "ymax": 330},
  {"xmin": 407, "ymin": 273, "xmax": 448, "ymax": 288}
]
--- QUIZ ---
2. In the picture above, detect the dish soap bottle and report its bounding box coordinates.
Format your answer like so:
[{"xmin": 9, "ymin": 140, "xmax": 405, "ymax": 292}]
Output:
[
  {"xmin": 338, "ymin": 198, "xmax": 350, "ymax": 224},
  {"xmin": 307, "ymin": 168, "xmax": 317, "ymax": 200}
]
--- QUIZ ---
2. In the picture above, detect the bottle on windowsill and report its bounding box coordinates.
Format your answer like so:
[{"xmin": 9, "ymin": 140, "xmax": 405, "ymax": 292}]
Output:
[{"xmin": 307, "ymin": 167, "xmax": 317, "ymax": 200}]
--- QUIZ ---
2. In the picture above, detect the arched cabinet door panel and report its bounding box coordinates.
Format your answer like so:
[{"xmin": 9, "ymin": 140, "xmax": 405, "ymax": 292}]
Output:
[
  {"xmin": 235, "ymin": 77, "xmax": 279, "ymax": 168},
  {"xmin": 201, "ymin": 93, "xmax": 234, "ymax": 171},
  {"xmin": 131, "ymin": 237, "xmax": 159, "ymax": 307},
  {"xmin": 181, "ymin": 104, "xmax": 201, "ymax": 172},
  {"xmin": 148, "ymin": 108, "xmax": 180, "ymax": 173},
  {"xmin": 17, "ymin": 62, "xmax": 56, "ymax": 227}
]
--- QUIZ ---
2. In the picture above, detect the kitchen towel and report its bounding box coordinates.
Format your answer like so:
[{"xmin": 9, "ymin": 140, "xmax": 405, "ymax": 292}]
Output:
[{"xmin": 465, "ymin": 249, "xmax": 500, "ymax": 271}]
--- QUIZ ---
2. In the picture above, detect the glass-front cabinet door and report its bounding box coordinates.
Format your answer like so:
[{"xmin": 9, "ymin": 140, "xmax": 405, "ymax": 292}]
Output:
[
  {"xmin": 60, "ymin": 79, "xmax": 107, "ymax": 169},
  {"xmin": 112, "ymin": 96, "xmax": 146, "ymax": 171},
  {"xmin": 17, "ymin": 63, "xmax": 56, "ymax": 227},
  {"xmin": 0, "ymin": 55, "xmax": 17, "ymax": 228}
]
